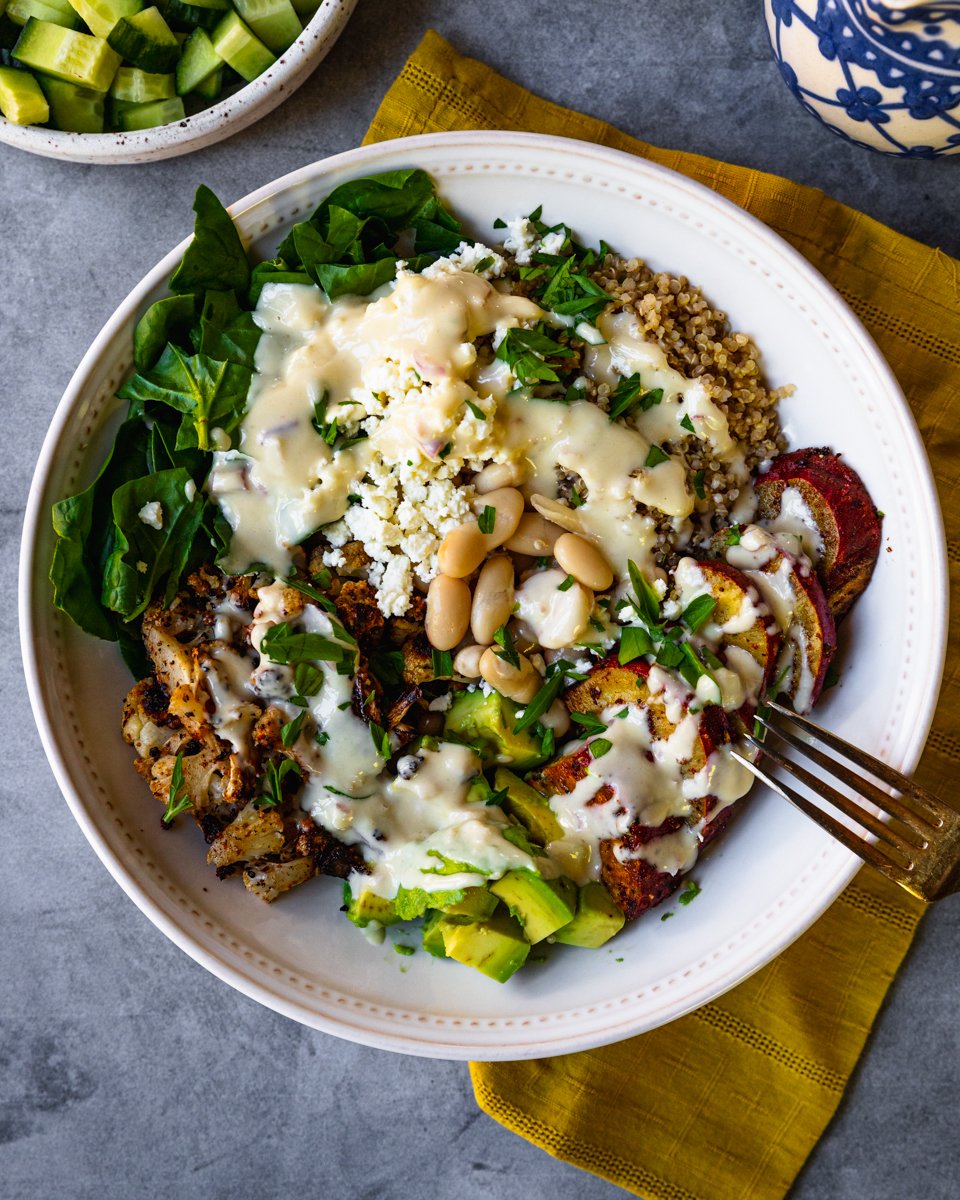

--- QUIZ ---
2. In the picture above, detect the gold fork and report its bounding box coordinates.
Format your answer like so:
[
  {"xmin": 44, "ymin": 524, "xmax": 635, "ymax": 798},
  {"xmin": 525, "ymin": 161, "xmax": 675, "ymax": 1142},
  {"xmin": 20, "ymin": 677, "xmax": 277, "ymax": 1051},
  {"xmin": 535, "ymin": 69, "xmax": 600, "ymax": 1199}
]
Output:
[{"xmin": 730, "ymin": 698, "xmax": 960, "ymax": 902}]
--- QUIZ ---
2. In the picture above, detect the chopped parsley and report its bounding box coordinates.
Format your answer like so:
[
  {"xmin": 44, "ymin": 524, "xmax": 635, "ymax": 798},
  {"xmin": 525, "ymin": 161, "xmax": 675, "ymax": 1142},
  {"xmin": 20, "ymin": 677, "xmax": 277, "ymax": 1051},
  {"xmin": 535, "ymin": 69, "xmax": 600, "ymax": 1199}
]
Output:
[
  {"xmin": 370, "ymin": 721, "xmax": 391, "ymax": 759},
  {"xmin": 465, "ymin": 398, "xmax": 486, "ymax": 420},
  {"xmin": 513, "ymin": 659, "xmax": 573, "ymax": 734},
  {"xmin": 681, "ymin": 595, "xmax": 718, "ymax": 633},
  {"xmin": 256, "ymin": 757, "xmax": 302, "ymax": 809},
  {"xmin": 280, "ymin": 711, "xmax": 307, "ymax": 747},
  {"xmin": 679, "ymin": 413, "xmax": 695, "ymax": 434},
  {"xmin": 608, "ymin": 373, "xmax": 664, "ymax": 423},
  {"xmin": 495, "ymin": 324, "xmax": 576, "ymax": 388},
  {"xmin": 693, "ymin": 470, "xmax": 706, "ymax": 500},
  {"xmin": 618, "ymin": 625, "xmax": 655, "ymax": 664},
  {"xmin": 725, "ymin": 524, "xmax": 742, "ymax": 545},
  {"xmin": 557, "ymin": 573, "xmax": 575, "ymax": 592},
  {"xmin": 161, "ymin": 752, "xmax": 192, "ymax": 825},
  {"xmin": 644, "ymin": 444, "xmax": 670, "ymax": 469},
  {"xmin": 493, "ymin": 624, "xmax": 520, "ymax": 669},
  {"xmin": 678, "ymin": 880, "xmax": 702, "ymax": 906},
  {"xmin": 589, "ymin": 737, "xmax": 613, "ymax": 760},
  {"xmin": 477, "ymin": 504, "xmax": 496, "ymax": 535},
  {"xmin": 432, "ymin": 648, "xmax": 453, "ymax": 678},
  {"xmin": 394, "ymin": 943, "xmax": 415, "ymax": 956},
  {"xmin": 570, "ymin": 711, "xmax": 607, "ymax": 736}
]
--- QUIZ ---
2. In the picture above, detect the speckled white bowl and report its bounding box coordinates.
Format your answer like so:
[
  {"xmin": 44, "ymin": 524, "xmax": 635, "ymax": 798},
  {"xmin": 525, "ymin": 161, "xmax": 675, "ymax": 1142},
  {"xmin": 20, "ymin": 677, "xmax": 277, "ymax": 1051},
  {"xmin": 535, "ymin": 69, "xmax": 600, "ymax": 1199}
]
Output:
[
  {"xmin": 20, "ymin": 132, "xmax": 947, "ymax": 1058},
  {"xmin": 0, "ymin": 0, "xmax": 356, "ymax": 163}
]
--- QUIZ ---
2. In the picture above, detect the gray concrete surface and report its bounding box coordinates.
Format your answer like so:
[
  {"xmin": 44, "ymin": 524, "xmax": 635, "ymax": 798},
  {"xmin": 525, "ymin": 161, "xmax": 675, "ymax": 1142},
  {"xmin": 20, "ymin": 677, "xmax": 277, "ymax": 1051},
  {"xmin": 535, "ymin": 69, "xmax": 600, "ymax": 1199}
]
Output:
[{"xmin": 3, "ymin": 2, "xmax": 958, "ymax": 1197}]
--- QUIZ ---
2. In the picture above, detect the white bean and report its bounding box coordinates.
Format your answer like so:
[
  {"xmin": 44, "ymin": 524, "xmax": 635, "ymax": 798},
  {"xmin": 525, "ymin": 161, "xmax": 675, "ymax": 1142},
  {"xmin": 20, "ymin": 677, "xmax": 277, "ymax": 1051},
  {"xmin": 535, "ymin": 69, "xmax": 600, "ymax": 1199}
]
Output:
[
  {"xmin": 478, "ymin": 646, "xmax": 541, "ymax": 705},
  {"xmin": 453, "ymin": 644, "xmax": 486, "ymax": 678},
  {"xmin": 473, "ymin": 461, "xmax": 527, "ymax": 494},
  {"xmin": 426, "ymin": 575, "xmax": 472, "ymax": 650},
  {"xmin": 539, "ymin": 699, "xmax": 571, "ymax": 738},
  {"xmin": 514, "ymin": 568, "xmax": 594, "ymax": 650},
  {"xmin": 554, "ymin": 532, "xmax": 614, "ymax": 591},
  {"xmin": 530, "ymin": 492, "xmax": 587, "ymax": 534},
  {"xmin": 437, "ymin": 524, "xmax": 487, "ymax": 579},
  {"xmin": 503, "ymin": 512, "xmax": 563, "ymax": 557},
  {"xmin": 472, "ymin": 487, "xmax": 525, "ymax": 549},
  {"xmin": 470, "ymin": 555, "xmax": 516, "ymax": 645}
]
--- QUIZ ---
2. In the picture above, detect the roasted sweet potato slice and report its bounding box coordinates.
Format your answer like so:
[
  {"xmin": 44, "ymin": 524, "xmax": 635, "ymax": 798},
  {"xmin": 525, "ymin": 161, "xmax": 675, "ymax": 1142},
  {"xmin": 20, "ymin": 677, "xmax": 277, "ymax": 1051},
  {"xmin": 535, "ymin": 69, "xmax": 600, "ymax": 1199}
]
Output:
[
  {"xmin": 721, "ymin": 526, "xmax": 837, "ymax": 713},
  {"xmin": 673, "ymin": 557, "xmax": 781, "ymax": 694},
  {"xmin": 755, "ymin": 447, "xmax": 881, "ymax": 618}
]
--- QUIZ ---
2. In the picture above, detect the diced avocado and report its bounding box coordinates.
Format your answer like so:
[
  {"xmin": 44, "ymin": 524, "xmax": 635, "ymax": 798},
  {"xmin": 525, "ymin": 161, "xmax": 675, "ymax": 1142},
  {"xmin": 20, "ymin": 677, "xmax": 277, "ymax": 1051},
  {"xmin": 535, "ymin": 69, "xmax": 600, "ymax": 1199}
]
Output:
[
  {"xmin": 493, "ymin": 767, "xmax": 563, "ymax": 845},
  {"xmin": 444, "ymin": 689, "xmax": 546, "ymax": 770},
  {"xmin": 553, "ymin": 882, "xmax": 625, "ymax": 948},
  {"xmin": 441, "ymin": 913, "xmax": 530, "ymax": 983},
  {"xmin": 489, "ymin": 869, "xmax": 575, "ymax": 944},
  {"xmin": 344, "ymin": 886, "xmax": 400, "ymax": 928},
  {"xmin": 442, "ymin": 886, "xmax": 499, "ymax": 921}
]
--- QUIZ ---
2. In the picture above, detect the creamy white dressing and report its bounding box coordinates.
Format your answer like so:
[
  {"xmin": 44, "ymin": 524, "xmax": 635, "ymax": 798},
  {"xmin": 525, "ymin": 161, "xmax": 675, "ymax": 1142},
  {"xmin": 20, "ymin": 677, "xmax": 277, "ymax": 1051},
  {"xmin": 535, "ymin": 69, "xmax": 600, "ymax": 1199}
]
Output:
[
  {"xmin": 545, "ymin": 670, "xmax": 753, "ymax": 885},
  {"xmin": 201, "ymin": 644, "xmax": 261, "ymax": 758},
  {"xmin": 766, "ymin": 485, "xmax": 825, "ymax": 564},
  {"xmin": 514, "ymin": 568, "xmax": 593, "ymax": 649},
  {"xmin": 301, "ymin": 742, "xmax": 534, "ymax": 899},
  {"xmin": 209, "ymin": 273, "xmax": 540, "ymax": 576}
]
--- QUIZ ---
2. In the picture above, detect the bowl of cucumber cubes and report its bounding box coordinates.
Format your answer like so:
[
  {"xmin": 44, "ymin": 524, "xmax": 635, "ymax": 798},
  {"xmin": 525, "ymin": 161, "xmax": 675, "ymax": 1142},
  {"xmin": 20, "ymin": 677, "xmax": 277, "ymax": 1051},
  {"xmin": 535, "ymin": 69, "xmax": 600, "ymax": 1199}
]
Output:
[{"xmin": 0, "ymin": 0, "xmax": 356, "ymax": 161}]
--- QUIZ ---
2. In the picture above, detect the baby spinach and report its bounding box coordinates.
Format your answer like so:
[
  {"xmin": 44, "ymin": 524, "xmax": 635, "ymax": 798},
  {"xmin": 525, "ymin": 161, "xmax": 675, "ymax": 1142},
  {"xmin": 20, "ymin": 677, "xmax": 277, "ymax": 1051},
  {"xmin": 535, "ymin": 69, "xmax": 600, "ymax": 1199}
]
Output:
[
  {"xmin": 133, "ymin": 293, "xmax": 195, "ymax": 372},
  {"xmin": 100, "ymin": 468, "xmax": 208, "ymax": 621},
  {"xmin": 170, "ymin": 184, "xmax": 250, "ymax": 297},
  {"xmin": 196, "ymin": 290, "xmax": 261, "ymax": 369},
  {"xmin": 117, "ymin": 344, "xmax": 251, "ymax": 452}
]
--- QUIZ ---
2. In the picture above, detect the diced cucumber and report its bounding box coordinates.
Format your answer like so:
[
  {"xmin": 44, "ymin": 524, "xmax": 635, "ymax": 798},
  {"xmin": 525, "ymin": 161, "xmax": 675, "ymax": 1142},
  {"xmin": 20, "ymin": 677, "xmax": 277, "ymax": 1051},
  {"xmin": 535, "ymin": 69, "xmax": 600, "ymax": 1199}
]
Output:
[
  {"xmin": 161, "ymin": 0, "xmax": 224, "ymax": 29},
  {"xmin": 66, "ymin": 0, "xmax": 140, "ymax": 38},
  {"xmin": 0, "ymin": 62, "xmax": 48, "ymax": 121},
  {"xmin": 37, "ymin": 71, "xmax": 104, "ymax": 128},
  {"xmin": 289, "ymin": 0, "xmax": 316, "ymax": 19},
  {"xmin": 110, "ymin": 64, "xmax": 172, "ymax": 100},
  {"xmin": 13, "ymin": 19, "xmax": 120, "ymax": 90},
  {"xmin": 174, "ymin": 23, "xmax": 219, "ymax": 93},
  {"xmin": 232, "ymin": 0, "xmax": 299, "ymax": 55},
  {"xmin": 191, "ymin": 61, "xmax": 219, "ymax": 98},
  {"xmin": 113, "ymin": 91, "xmax": 181, "ymax": 128},
  {"xmin": 6, "ymin": 0, "xmax": 77, "ymax": 30},
  {"xmin": 107, "ymin": 5, "xmax": 176, "ymax": 72},
  {"xmin": 0, "ymin": 0, "xmax": 6, "ymax": 17},
  {"xmin": 211, "ymin": 10, "xmax": 273, "ymax": 82}
]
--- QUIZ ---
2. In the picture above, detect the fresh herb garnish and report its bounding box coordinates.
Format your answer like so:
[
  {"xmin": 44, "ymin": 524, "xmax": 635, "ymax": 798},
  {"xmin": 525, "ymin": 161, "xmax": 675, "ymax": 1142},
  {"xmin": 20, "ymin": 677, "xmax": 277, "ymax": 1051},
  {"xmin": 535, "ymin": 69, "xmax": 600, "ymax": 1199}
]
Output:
[
  {"xmin": 557, "ymin": 573, "xmax": 575, "ymax": 592},
  {"xmin": 161, "ymin": 752, "xmax": 192, "ymax": 825},
  {"xmin": 569, "ymin": 488, "xmax": 584, "ymax": 508},
  {"xmin": 678, "ymin": 880, "xmax": 702, "ymax": 906},
  {"xmin": 473, "ymin": 256, "xmax": 494, "ymax": 274},
  {"xmin": 571, "ymin": 711, "xmax": 607, "ymax": 736},
  {"xmin": 644, "ymin": 444, "xmax": 670, "ymax": 469},
  {"xmin": 681, "ymin": 595, "xmax": 718, "ymax": 633},
  {"xmin": 618, "ymin": 625, "xmax": 655, "ymax": 664},
  {"xmin": 493, "ymin": 625, "xmax": 520, "ymax": 669},
  {"xmin": 280, "ymin": 711, "xmax": 307, "ymax": 747},
  {"xmin": 324, "ymin": 784, "xmax": 373, "ymax": 799},
  {"xmin": 370, "ymin": 721, "xmax": 391, "ymax": 759},
  {"xmin": 438, "ymin": 441, "xmax": 453, "ymax": 459},
  {"xmin": 679, "ymin": 413, "xmax": 695, "ymax": 434},
  {"xmin": 693, "ymin": 470, "xmax": 706, "ymax": 500},
  {"xmin": 477, "ymin": 504, "xmax": 496, "ymax": 535},
  {"xmin": 256, "ymin": 757, "xmax": 302, "ymax": 809},
  {"xmin": 608, "ymin": 374, "xmax": 664, "ymax": 423},
  {"xmin": 513, "ymin": 659, "xmax": 573, "ymax": 734},
  {"xmin": 465, "ymin": 398, "xmax": 486, "ymax": 420},
  {"xmin": 589, "ymin": 737, "xmax": 613, "ymax": 760},
  {"xmin": 432, "ymin": 648, "xmax": 453, "ymax": 678},
  {"xmin": 394, "ymin": 944, "xmax": 415, "ymax": 956},
  {"xmin": 315, "ymin": 729, "xmax": 330, "ymax": 747},
  {"xmin": 260, "ymin": 622, "xmax": 352, "ymax": 668},
  {"xmin": 725, "ymin": 525, "xmax": 742, "ymax": 545},
  {"xmin": 495, "ymin": 324, "xmax": 576, "ymax": 388}
]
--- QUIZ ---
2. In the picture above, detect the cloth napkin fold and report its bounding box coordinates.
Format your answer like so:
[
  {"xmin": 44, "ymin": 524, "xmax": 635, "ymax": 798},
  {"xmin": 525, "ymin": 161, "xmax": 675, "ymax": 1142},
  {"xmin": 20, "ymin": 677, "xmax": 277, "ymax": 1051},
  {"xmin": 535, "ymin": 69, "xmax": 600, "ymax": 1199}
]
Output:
[{"xmin": 365, "ymin": 30, "xmax": 960, "ymax": 1200}]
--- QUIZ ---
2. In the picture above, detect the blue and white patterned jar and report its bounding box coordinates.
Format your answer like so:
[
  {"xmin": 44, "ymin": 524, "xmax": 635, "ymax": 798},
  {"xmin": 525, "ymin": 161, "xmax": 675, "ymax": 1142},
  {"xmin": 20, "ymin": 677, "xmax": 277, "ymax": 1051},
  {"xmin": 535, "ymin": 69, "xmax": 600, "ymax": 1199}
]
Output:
[{"xmin": 764, "ymin": 0, "xmax": 960, "ymax": 156}]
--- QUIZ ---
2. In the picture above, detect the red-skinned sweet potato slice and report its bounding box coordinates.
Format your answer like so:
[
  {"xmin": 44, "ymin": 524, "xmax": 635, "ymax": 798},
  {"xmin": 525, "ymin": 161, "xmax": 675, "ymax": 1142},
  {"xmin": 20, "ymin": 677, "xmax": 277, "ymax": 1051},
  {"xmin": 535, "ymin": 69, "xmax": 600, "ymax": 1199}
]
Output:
[{"xmin": 755, "ymin": 447, "xmax": 881, "ymax": 618}]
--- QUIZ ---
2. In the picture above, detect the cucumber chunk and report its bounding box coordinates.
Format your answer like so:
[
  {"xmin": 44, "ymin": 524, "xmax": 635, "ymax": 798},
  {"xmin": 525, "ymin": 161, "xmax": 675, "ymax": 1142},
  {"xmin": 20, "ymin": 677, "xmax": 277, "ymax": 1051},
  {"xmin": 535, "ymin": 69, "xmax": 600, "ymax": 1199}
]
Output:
[
  {"xmin": 160, "ymin": 0, "xmax": 224, "ymax": 30},
  {"xmin": 13, "ymin": 18, "xmax": 120, "ymax": 91},
  {"xmin": 110, "ymin": 63, "xmax": 173, "ymax": 100},
  {"xmin": 211, "ymin": 9, "xmax": 273, "ymax": 82},
  {"xmin": 289, "ymin": 0, "xmax": 316, "ymax": 18},
  {"xmin": 0, "ymin": 61, "xmax": 48, "ymax": 121},
  {"xmin": 113, "ymin": 91, "xmax": 181, "ymax": 128},
  {"xmin": 37, "ymin": 71, "xmax": 104, "ymax": 129},
  {"xmin": 174, "ymin": 23, "xmax": 219, "ymax": 93},
  {"xmin": 191, "ymin": 61, "xmax": 219, "ymax": 98},
  {"xmin": 66, "ymin": 0, "xmax": 140, "ymax": 39},
  {"xmin": 6, "ymin": 0, "xmax": 77, "ymax": 30},
  {"xmin": 232, "ymin": 0, "xmax": 300, "ymax": 55},
  {"xmin": 107, "ymin": 5, "xmax": 177, "ymax": 72}
]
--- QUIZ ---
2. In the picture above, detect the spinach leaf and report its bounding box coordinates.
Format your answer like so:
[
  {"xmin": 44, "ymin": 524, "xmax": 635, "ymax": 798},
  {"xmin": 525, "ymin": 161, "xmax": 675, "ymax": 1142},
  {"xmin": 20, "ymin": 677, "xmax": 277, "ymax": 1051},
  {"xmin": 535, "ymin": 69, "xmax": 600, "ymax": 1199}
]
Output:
[
  {"xmin": 117, "ymin": 344, "xmax": 251, "ymax": 452},
  {"xmin": 195, "ymin": 289, "xmax": 261, "ymax": 368},
  {"xmin": 133, "ymin": 294, "xmax": 195, "ymax": 371},
  {"xmin": 50, "ymin": 417, "xmax": 151, "ymax": 641},
  {"xmin": 312, "ymin": 168, "xmax": 438, "ymax": 231},
  {"xmin": 249, "ymin": 259, "xmax": 312, "ymax": 304},
  {"xmin": 170, "ymin": 185, "xmax": 250, "ymax": 297},
  {"xmin": 101, "ymin": 468, "xmax": 207, "ymax": 621},
  {"xmin": 314, "ymin": 258, "xmax": 398, "ymax": 301}
]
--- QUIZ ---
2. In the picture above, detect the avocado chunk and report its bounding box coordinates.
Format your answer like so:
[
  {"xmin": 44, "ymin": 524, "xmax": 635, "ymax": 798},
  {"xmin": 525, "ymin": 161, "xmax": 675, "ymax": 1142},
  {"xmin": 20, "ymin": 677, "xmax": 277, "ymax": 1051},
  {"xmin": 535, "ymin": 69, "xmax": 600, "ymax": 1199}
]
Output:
[
  {"xmin": 493, "ymin": 767, "xmax": 564, "ymax": 845},
  {"xmin": 444, "ymin": 689, "xmax": 546, "ymax": 769},
  {"xmin": 553, "ymin": 882, "xmax": 626, "ymax": 948},
  {"xmin": 344, "ymin": 887, "xmax": 401, "ymax": 928},
  {"xmin": 443, "ymin": 886, "xmax": 500, "ymax": 921},
  {"xmin": 441, "ymin": 913, "xmax": 531, "ymax": 982},
  {"xmin": 489, "ymin": 869, "xmax": 576, "ymax": 943}
]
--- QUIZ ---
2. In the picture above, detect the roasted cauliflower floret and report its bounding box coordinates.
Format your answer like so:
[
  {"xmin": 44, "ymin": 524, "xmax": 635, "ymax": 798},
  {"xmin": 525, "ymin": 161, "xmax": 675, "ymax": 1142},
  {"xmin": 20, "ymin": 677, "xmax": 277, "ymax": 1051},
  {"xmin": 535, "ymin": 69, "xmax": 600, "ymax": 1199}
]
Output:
[
  {"xmin": 242, "ymin": 858, "xmax": 314, "ymax": 901},
  {"xmin": 206, "ymin": 803, "xmax": 285, "ymax": 868}
]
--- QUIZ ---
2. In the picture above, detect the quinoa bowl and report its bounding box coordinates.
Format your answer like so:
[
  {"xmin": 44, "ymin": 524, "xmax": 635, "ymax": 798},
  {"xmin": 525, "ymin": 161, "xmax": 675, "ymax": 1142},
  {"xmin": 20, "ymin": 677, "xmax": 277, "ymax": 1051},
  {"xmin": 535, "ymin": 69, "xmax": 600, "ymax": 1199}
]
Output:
[{"xmin": 21, "ymin": 132, "xmax": 947, "ymax": 1058}]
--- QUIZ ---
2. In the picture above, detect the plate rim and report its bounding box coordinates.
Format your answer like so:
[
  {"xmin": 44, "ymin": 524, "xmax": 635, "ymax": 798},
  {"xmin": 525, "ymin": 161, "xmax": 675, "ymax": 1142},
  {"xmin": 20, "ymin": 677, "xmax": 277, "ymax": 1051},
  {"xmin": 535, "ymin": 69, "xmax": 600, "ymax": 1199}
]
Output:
[{"xmin": 20, "ymin": 129, "xmax": 949, "ymax": 1058}]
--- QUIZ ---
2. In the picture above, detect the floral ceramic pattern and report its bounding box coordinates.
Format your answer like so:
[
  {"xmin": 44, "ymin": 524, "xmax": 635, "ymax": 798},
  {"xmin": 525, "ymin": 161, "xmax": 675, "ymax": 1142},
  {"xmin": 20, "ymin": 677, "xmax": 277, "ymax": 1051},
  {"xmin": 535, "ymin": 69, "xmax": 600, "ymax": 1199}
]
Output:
[{"xmin": 765, "ymin": 0, "xmax": 960, "ymax": 156}]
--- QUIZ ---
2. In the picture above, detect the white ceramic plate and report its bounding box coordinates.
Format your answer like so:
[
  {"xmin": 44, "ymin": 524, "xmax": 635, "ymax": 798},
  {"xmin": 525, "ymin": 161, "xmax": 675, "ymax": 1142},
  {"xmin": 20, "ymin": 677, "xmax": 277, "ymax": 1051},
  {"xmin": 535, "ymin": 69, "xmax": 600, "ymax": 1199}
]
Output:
[
  {"xmin": 20, "ymin": 132, "xmax": 947, "ymax": 1059},
  {"xmin": 0, "ymin": 0, "xmax": 356, "ymax": 164}
]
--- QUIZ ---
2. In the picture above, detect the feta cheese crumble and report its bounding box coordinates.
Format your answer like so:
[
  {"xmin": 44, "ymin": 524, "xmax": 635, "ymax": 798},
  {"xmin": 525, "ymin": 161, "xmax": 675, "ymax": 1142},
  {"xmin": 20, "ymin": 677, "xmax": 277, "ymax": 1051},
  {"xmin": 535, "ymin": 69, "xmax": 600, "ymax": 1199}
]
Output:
[{"xmin": 137, "ymin": 501, "xmax": 163, "ymax": 530}]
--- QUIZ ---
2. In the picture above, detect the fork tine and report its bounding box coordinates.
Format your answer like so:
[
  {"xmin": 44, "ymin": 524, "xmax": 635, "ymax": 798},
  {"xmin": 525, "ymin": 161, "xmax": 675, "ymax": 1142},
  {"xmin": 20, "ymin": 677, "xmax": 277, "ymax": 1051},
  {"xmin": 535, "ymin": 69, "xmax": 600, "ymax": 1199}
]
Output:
[
  {"xmin": 764, "ymin": 699, "xmax": 948, "ymax": 826},
  {"xmin": 753, "ymin": 715, "xmax": 929, "ymax": 850},
  {"xmin": 730, "ymin": 750, "xmax": 916, "ymax": 892},
  {"xmin": 742, "ymin": 734, "xmax": 919, "ymax": 860}
]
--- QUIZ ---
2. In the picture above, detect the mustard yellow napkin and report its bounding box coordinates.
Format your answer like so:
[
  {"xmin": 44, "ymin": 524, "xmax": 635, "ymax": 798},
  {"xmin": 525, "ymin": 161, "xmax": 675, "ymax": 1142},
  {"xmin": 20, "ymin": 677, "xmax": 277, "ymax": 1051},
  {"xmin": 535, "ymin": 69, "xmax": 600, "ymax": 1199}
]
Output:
[{"xmin": 365, "ymin": 31, "xmax": 960, "ymax": 1200}]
